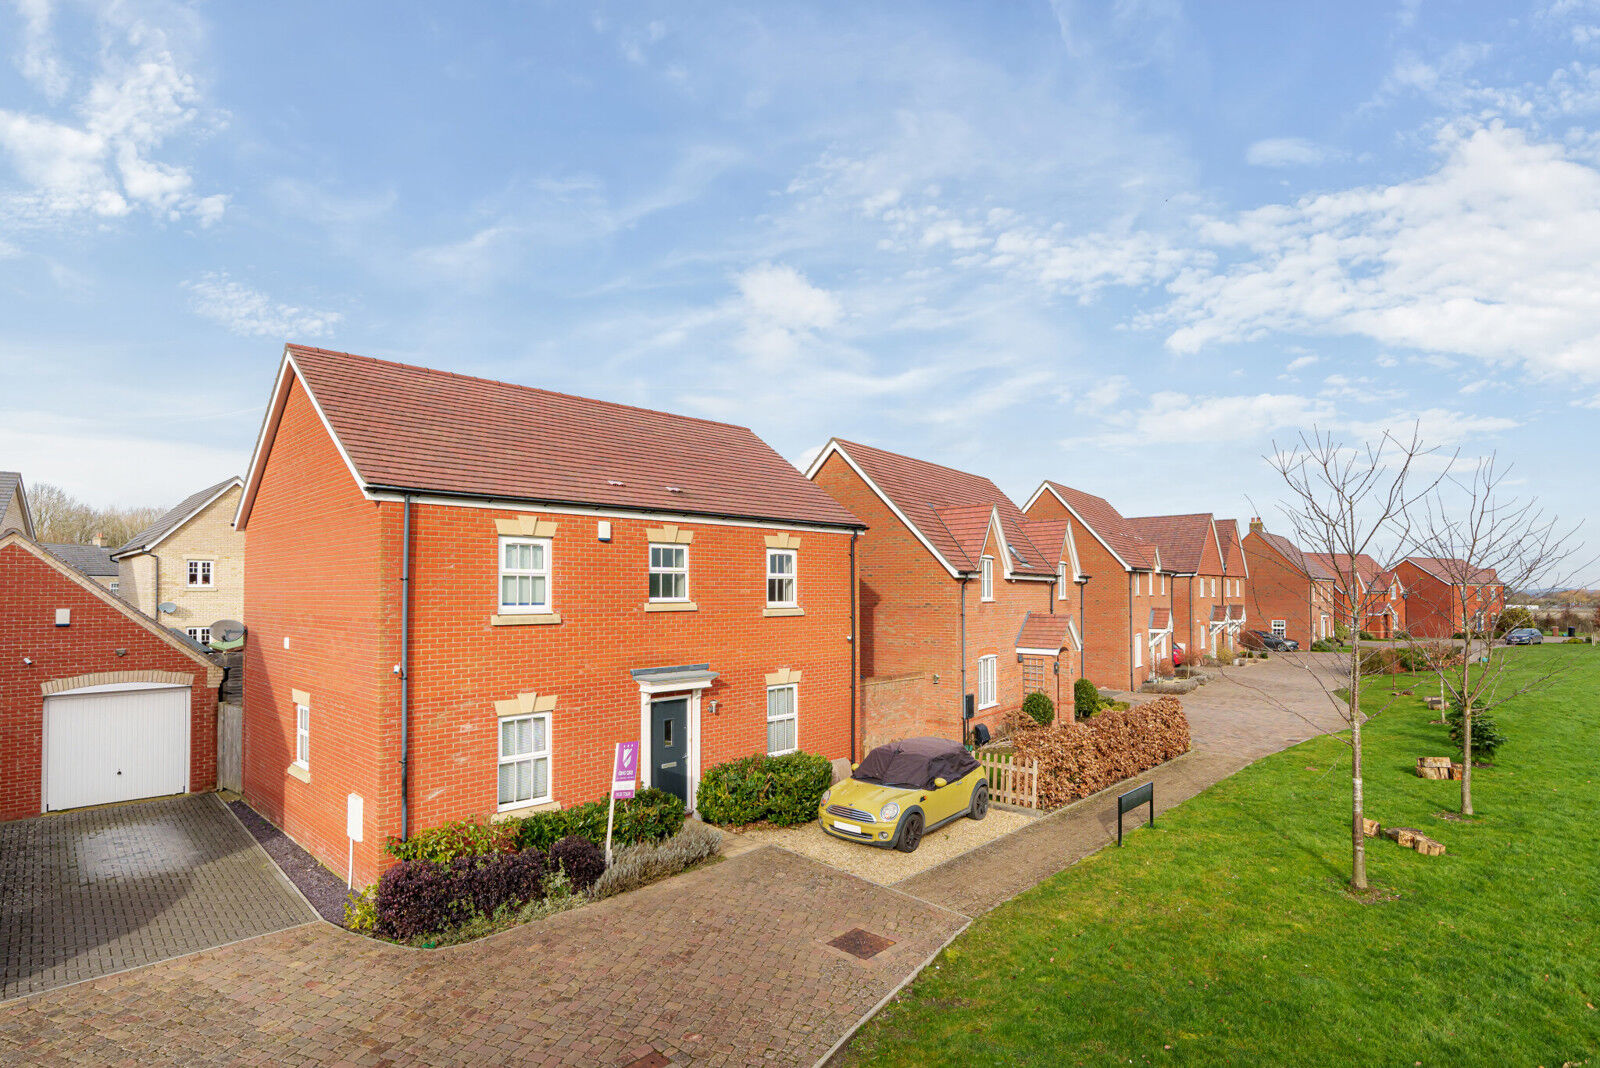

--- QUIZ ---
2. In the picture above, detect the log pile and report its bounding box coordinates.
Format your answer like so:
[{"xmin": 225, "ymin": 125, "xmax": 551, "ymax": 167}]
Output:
[
  {"xmin": 1006, "ymin": 696, "xmax": 1191, "ymax": 808},
  {"xmin": 1383, "ymin": 826, "xmax": 1446, "ymax": 856},
  {"xmin": 1416, "ymin": 756, "xmax": 1453, "ymax": 779},
  {"xmin": 1362, "ymin": 817, "xmax": 1381, "ymax": 837},
  {"xmin": 1448, "ymin": 763, "xmax": 1465, "ymax": 780}
]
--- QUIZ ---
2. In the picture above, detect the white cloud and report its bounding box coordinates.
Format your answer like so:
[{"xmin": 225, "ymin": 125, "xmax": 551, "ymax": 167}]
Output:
[
  {"xmin": 1342, "ymin": 407, "xmax": 1520, "ymax": 448},
  {"xmin": 734, "ymin": 262, "xmax": 841, "ymax": 363},
  {"xmin": 0, "ymin": 2, "xmax": 223, "ymax": 226},
  {"xmin": 184, "ymin": 274, "xmax": 341, "ymax": 339},
  {"xmin": 1076, "ymin": 391, "xmax": 1334, "ymax": 448},
  {"xmin": 1158, "ymin": 125, "xmax": 1600, "ymax": 383},
  {"xmin": 1285, "ymin": 354, "xmax": 1319, "ymax": 373},
  {"xmin": 1246, "ymin": 137, "xmax": 1338, "ymax": 168}
]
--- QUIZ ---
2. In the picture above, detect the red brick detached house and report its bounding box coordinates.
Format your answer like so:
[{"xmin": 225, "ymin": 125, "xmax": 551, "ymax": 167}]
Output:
[
  {"xmin": 1241, "ymin": 520, "xmax": 1337, "ymax": 647},
  {"xmin": 1215, "ymin": 518, "xmax": 1250, "ymax": 646},
  {"xmin": 236, "ymin": 345, "xmax": 864, "ymax": 886},
  {"xmin": 1, "ymin": 532, "xmax": 222, "ymax": 820},
  {"xmin": 1394, "ymin": 557, "xmax": 1504, "ymax": 638},
  {"xmin": 1127, "ymin": 513, "xmax": 1236, "ymax": 662},
  {"xmin": 1023, "ymin": 482, "xmax": 1168, "ymax": 691},
  {"xmin": 1305, "ymin": 553, "xmax": 1405, "ymax": 639},
  {"xmin": 806, "ymin": 440, "xmax": 1081, "ymax": 748}
]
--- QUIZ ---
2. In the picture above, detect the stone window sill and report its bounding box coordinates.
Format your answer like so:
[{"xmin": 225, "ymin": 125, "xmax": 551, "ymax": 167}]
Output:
[
  {"xmin": 763, "ymin": 606, "xmax": 804, "ymax": 617},
  {"xmin": 490, "ymin": 612, "xmax": 563, "ymax": 627},
  {"xmin": 644, "ymin": 601, "xmax": 697, "ymax": 613},
  {"xmin": 492, "ymin": 800, "xmax": 559, "ymax": 822},
  {"xmin": 287, "ymin": 763, "xmax": 310, "ymax": 784}
]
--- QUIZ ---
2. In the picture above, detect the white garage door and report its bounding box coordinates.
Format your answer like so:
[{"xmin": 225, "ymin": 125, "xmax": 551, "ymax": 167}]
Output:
[{"xmin": 43, "ymin": 684, "xmax": 190, "ymax": 811}]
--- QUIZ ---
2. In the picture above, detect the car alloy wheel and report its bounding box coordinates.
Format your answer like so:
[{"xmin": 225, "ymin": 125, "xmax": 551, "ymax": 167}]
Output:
[
  {"xmin": 969, "ymin": 782, "xmax": 989, "ymax": 820},
  {"xmin": 895, "ymin": 812, "xmax": 924, "ymax": 853}
]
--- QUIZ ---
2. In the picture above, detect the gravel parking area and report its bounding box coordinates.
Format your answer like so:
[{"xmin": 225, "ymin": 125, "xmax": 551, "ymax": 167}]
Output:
[{"xmin": 734, "ymin": 807, "xmax": 1036, "ymax": 885}]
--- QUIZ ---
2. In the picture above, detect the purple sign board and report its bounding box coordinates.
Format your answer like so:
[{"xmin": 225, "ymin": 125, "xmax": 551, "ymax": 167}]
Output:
[{"xmin": 612, "ymin": 741, "xmax": 639, "ymax": 800}]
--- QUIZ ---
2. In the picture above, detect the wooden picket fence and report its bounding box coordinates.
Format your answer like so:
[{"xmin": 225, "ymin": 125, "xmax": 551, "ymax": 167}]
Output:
[{"xmin": 975, "ymin": 748, "xmax": 1039, "ymax": 809}]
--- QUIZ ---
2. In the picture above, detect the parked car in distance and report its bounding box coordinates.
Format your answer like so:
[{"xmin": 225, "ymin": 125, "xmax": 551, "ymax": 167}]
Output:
[
  {"xmin": 818, "ymin": 736, "xmax": 988, "ymax": 852},
  {"xmin": 1252, "ymin": 629, "xmax": 1300, "ymax": 652},
  {"xmin": 1172, "ymin": 642, "xmax": 1186, "ymax": 667},
  {"xmin": 1504, "ymin": 627, "xmax": 1544, "ymax": 645}
]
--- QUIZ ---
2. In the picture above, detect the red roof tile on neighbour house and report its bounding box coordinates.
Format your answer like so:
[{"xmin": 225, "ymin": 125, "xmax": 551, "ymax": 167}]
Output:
[
  {"xmin": 1038, "ymin": 482, "xmax": 1159, "ymax": 571},
  {"xmin": 1305, "ymin": 552, "xmax": 1384, "ymax": 588},
  {"xmin": 1015, "ymin": 611, "xmax": 1077, "ymax": 653},
  {"xmin": 257, "ymin": 345, "xmax": 862, "ymax": 530},
  {"xmin": 1403, "ymin": 556, "xmax": 1500, "ymax": 586},
  {"xmin": 826, "ymin": 439, "xmax": 1055, "ymax": 575},
  {"xmin": 1254, "ymin": 529, "xmax": 1332, "ymax": 580},
  {"xmin": 1127, "ymin": 513, "xmax": 1216, "ymax": 575},
  {"xmin": 1150, "ymin": 608, "xmax": 1172, "ymax": 632},
  {"xmin": 1215, "ymin": 519, "xmax": 1242, "ymax": 572}
]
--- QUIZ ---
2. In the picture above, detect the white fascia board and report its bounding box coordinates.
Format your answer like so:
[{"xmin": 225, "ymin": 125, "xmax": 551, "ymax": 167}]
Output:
[{"xmin": 805, "ymin": 440, "xmax": 961, "ymax": 578}]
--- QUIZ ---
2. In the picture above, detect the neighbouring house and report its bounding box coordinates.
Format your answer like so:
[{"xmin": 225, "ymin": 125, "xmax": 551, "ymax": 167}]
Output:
[
  {"xmin": 237, "ymin": 344, "xmax": 864, "ymax": 886},
  {"xmin": 112, "ymin": 477, "xmax": 245, "ymax": 646},
  {"xmin": 0, "ymin": 531, "xmax": 223, "ymax": 820},
  {"xmin": 1214, "ymin": 518, "xmax": 1250, "ymax": 647},
  {"xmin": 44, "ymin": 538, "xmax": 121, "ymax": 596},
  {"xmin": 806, "ymin": 439, "xmax": 1082, "ymax": 747},
  {"xmin": 1241, "ymin": 519, "xmax": 1338, "ymax": 647},
  {"xmin": 1394, "ymin": 557, "xmax": 1505, "ymax": 638},
  {"xmin": 1023, "ymin": 482, "xmax": 1168, "ymax": 691},
  {"xmin": 1127, "ymin": 513, "xmax": 1237, "ymax": 662},
  {"xmin": 1304, "ymin": 553, "xmax": 1406, "ymax": 639},
  {"xmin": 1, "ymin": 471, "xmax": 34, "ymax": 537}
]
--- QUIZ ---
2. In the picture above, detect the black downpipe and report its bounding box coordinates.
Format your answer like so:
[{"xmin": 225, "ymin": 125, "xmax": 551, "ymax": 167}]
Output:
[
  {"xmin": 400, "ymin": 493, "xmax": 413, "ymax": 841},
  {"xmin": 849, "ymin": 530, "xmax": 858, "ymax": 763},
  {"xmin": 959, "ymin": 578, "xmax": 968, "ymax": 744}
]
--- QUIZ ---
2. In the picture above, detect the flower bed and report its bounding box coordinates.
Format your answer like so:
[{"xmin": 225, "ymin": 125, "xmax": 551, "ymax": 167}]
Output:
[{"xmin": 1005, "ymin": 696, "xmax": 1191, "ymax": 808}]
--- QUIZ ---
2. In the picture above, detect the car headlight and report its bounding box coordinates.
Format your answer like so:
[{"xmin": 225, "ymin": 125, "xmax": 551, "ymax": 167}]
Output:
[
  {"xmin": 879, "ymin": 802, "xmax": 900, "ymax": 822},
  {"xmin": 820, "ymin": 789, "xmax": 831, "ymax": 804}
]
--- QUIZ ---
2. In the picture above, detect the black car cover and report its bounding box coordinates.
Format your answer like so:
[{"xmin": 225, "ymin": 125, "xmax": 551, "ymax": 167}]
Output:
[{"xmin": 853, "ymin": 736, "xmax": 979, "ymax": 791}]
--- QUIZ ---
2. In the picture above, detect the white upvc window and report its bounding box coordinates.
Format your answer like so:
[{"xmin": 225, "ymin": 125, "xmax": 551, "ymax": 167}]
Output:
[
  {"xmin": 1133, "ymin": 573, "xmax": 1140, "ymax": 595},
  {"xmin": 187, "ymin": 560, "xmax": 213, "ymax": 587},
  {"xmin": 766, "ymin": 684, "xmax": 799, "ymax": 755},
  {"xmin": 1162, "ymin": 574, "xmax": 1168, "ymax": 594},
  {"xmin": 109, "ymin": 580, "xmax": 120, "ymax": 596},
  {"xmin": 294, "ymin": 702, "xmax": 310, "ymax": 770},
  {"xmin": 1057, "ymin": 562, "xmax": 1069, "ymax": 600},
  {"xmin": 1133, "ymin": 633, "xmax": 1142, "ymax": 668},
  {"xmin": 1211, "ymin": 578, "xmax": 1217, "ymax": 597},
  {"xmin": 980, "ymin": 556, "xmax": 994, "ymax": 601},
  {"xmin": 649, "ymin": 544, "xmax": 689, "ymax": 601},
  {"xmin": 498, "ymin": 713, "xmax": 552, "ymax": 809},
  {"xmin": 1321, "ymin": 614, "xmax": 1331, "ymax": 638},
  {"xmin": 1271, "ymin": 619, "xmax": 1287, "ymax": 638},
  {"xmin": 1199, "ymin": 626, "xmax": 1207, "ymax": 650},
  {"xmin": 498, "ymin": 536, "xmax": 552, "ymax": 613},
  {"xmin": 187, "ymin": 626, "xmax": 212, "ymax": 646},
  {"xmin": 766, "ymin": 549, "xmax": 797, "ymax": 607},
  {"xmin": 977, "ymin": 654, "xmax": 998, "ymax": 709}
]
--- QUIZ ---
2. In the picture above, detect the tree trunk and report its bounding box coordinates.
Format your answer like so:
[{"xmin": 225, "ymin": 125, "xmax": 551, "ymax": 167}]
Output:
[
  {"xmin": 1460, "ymin": 642, "xmax": 1474, "ymax": 816},
  {"xmin": 1349, "ymin": 637, "xmax": 1367, "ymax": 891}
]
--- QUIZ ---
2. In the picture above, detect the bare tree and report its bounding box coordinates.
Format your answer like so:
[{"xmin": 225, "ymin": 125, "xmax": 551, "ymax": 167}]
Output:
[
  {"xmin": 1404, "ymin": 455, "xmax": 1585, "ymax": 816},
  {"xmin": 1264, "ymin": 426, "xmax": 1450, "ymax": 892},
  {"xmin": 30, "ymin": 482, "xmax": 164, "ymax": 548}
]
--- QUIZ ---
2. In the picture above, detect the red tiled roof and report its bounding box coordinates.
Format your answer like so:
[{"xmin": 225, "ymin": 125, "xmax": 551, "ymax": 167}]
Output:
[
  {"xmin": 277, "ymin": 346, "xmax": 862, "ymax": 529},
  {"xmin": 1403, "ymin": 556, "xmax": 1500, "ymax": 586},
  {"xmin": 1252, "ymin": 528, "xmax": 1332, "ymax": 580},
  {"xmin": 1215, "ymin": 519, "xmax": 1241, "ymax": 572},
  {"xmin": 1127, "ymin": 512, "xmax": 1216, "ymax": 575},
  {"xmin": 1149, "ymin": 607, "xmax": 1172, "ymax": 632},
  {"xmin": 1015, "ymin": 612, "xmax": 1076, "ymax": 653},
  {"xmin": 829, "ymin": 439, "xmax": 1055, "ymax": 575},
  {"xmin": 1305, "ymin": 552, "xmax": 1384, "ymax": 587},
  {"xmin": 1039, "ymin": 481, "xmax": 1159, "ymax": 570},
  {"xmin": 1209, "ymin": 604, "xmax": 1229, "ymax": 623}
]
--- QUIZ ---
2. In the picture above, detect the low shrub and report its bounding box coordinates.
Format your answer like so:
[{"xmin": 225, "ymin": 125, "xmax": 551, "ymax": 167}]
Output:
[
  {"xmin": 385, "ymin": 817, "xmax": 517, "ymax": 864},
  {"xmin": 1073, "ymin": 677, "xmax": 1100, "ymax": 720},
  {"xmin": 1022, "ymin": 690, "xmax": 1054, "ymax": 727},
  {"xmin": 344, "ymin": 886, "xmax": 378, "ymax": 933},
  {"xmin": 548, "ymin": 835, "xmax": 606, "ymax": 892},
  {"xmin": 1446, "ymin": 704, "xmax": 1506, "ymax": 759},
  {"xmin": 1358, "ymin": 630, "xmax": 1376, "ymax": 642},
  {"xmin": 373, "ymin": 859, "xmax": 455, "ymax": 941},
  {"xmin": 696, "ymin": 751, "xmax": 832, "ymax": 827},
  {"xmin": 509, "ymin": 787, "xmax": 686, "ymax": 853},
  {"xmin": 1310, "ymin": 638, "xmax": 1338, "ymax": 653},
  {"xmin": 592, "ymin": 823, "xmax": 723, "ymax": 899}
]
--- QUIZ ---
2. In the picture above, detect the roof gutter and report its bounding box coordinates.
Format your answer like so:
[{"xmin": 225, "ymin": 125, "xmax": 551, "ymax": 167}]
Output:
[{"xmin": 361, "ymin": 483, "xmax": 867, "ymax": 534}]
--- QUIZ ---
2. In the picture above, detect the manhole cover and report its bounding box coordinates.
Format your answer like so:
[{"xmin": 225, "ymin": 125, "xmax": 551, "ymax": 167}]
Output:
[
  {"xmin": 624, "ymin": 1051, "xmax": 670, "ymax": 1068},
  {"xmin": 828, "ymin": 928, "xmax": 896, "ymax": 960}
]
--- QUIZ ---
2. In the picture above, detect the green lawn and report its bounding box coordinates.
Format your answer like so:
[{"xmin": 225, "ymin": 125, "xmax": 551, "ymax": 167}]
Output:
[{"xmin": 842, "ymin": 646, "xmax": 1600, "ymax": 1066}]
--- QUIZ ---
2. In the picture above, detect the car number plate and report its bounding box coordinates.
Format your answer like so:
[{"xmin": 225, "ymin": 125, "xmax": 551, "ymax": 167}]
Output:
[{"xmin": 833, "ymin": 820, "xmax": 862, "ymax": 835}]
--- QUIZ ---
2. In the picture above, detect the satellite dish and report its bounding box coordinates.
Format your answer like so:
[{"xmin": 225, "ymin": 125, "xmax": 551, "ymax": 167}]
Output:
[
  {"xmin": 212, "ymin": 620, "xmax": 246, "ymax": 643},
  {"xmin": 157, "ymin": 602, "xmax": 178, "ymax": 614}
]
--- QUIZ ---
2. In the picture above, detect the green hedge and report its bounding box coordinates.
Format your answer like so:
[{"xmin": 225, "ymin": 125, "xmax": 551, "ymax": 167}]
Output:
[
  {"xmin": 697, "ymin": 751, "xmax": 832, "ymax": 827},
  {"xmin": 511, "ymin": 788, "xmax": 685, "ymax": 852}
]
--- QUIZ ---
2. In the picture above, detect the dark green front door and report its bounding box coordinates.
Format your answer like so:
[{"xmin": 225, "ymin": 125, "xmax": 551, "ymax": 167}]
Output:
[{"xmin": 650, "ymin": 698, "xmax": 690, "ymax": 805}]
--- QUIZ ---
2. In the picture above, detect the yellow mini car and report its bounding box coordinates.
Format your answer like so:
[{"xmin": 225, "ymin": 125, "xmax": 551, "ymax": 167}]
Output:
[{"xmin": 818, "ymin": 736, "xmax": 989, "ymax": 852}]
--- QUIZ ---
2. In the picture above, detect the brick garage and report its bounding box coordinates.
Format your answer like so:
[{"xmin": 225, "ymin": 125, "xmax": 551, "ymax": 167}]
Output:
[
  {"xmin": 237, "ymin": 345, "xmax": 863, "ymax": 887},
  {"xmin": 0, "ymin": 533, "xmax": 222, "ymax": 821}
]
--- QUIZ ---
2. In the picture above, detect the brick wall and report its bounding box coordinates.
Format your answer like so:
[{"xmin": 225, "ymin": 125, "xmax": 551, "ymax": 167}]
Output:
[
  {"xmin": 1242, "ymin": 532, "xmax": 1314, "ymax": 646},
  {"xmin": 0, "ymin": 541, "xmax": 218, "ymax": 820}
]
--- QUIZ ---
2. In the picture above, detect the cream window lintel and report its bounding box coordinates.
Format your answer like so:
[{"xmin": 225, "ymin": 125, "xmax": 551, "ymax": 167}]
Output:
[
  {"xmin": 644, "ymin": 601, "xmax": 697, "ymax": 613},
  {"xmin": 765, "ymin": 667, "xmax": 803, "ymax": 687},
  {"xmin": 764, "ymin": 532, "xmax": 802, "ymax": 549},
  {"xmin": 494, "ymin": 692, "xmax": 559, "ymax": 718},
  {"xmin": 490, "ymin": 612, "xmax": 563, "ymax": 627},
  {"xmin": 286, "ymin": 763, "xmax": 310, "ymax": 784},
  {"xmin": 763, "ymin": 606, "xmax": 805, "ymax": 617},
  {"xmin": 645, "ymin": 524, "xmax": 694, "ymax": 544},
  {"xmin": 291, "ymin": 688, "xmax": 311, "ymax": 706},
  {"xmin": 494, "ymin": 515, "xmax": 560, "ymax": 538},
  {"xmin": 492, "ymin": 799, "xmax": 560, "ymax": 822}
]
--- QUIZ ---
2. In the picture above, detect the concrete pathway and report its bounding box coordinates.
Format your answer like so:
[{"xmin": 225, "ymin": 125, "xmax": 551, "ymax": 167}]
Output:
[{"xmin": 0, "ymin": 793, "xmax": 315, "ymax": 1001}]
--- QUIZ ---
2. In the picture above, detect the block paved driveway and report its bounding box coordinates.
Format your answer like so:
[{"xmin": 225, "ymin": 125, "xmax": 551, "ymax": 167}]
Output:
[
  {"xmin": 0, "ymin": 793, "xmax": 315, "ymax": 1001},
  {"xmin": 1181, "ymin": 652, "xmax": 1357, "ymax": 759},
  {"xmin": 1, "ymin": 844, "xmax": 966, "ymax": 1067}
]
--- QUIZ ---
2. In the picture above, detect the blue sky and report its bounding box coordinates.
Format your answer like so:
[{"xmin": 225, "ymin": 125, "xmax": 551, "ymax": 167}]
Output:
[{"xmin": 2, "ymin": 1, "xmax": 1597, "ymax": 575}]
